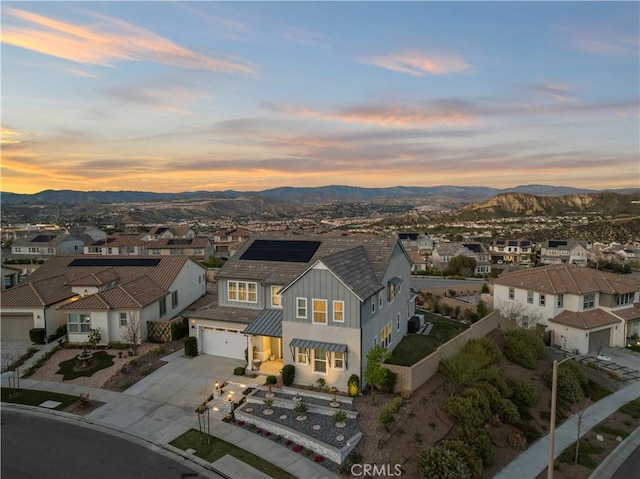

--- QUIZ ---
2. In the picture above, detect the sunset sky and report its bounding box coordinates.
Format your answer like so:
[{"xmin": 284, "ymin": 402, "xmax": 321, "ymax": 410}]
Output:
[{"xmin": 2, "ymin": 1, "xmax": 639, "ymax": 194}]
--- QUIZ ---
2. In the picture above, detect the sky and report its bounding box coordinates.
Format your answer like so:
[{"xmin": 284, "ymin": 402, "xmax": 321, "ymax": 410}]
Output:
[{"xmin": 1, "ymin": 1, "xmax": 639, "ymax": 194}]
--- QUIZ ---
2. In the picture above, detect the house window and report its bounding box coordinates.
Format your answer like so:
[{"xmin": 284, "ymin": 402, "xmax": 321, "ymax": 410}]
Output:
[
  {"xmin": 313, "ymin": 349, "xmax": 327, "ymax": 374},
  {"xmin": 387, "ymin": 282, "xmax": 398, "ymax": 303},
  {"xmin": 271, "ymin": 286, "xmax": 282, "ymax": 308},
  {"xmin": 68, "ymin": 313, "xmax": 91, "ymax": 333},
  {"xmin": 583, "ymin": 293, "xmax": 595, "ymax": 310},
  {"xmin": 527, "ymin": 291, "xmax": 534, "ymax": 304},
  {"xmin": 333, "ymin": 351, "xmax": 345, "ymax": 370},
  {"xmin": 228, "ymin": 281, "xmax": 257, "ymax": 303},
  {"xmin": 171, "ymin": 290, "xmax": 178, "ymax": 308},
  {"xmin": 379, "ymin": 291, "xmax": 383, "ymax": 308},
  {"xmin": 313, "ymin": 299, "xmax": 327, "ymax": 325},
  {"xmin": 374, "ymin": 336, "xmax": 378, "ymax": 347},
  {"xmin": 557, "ymin": 294, "xmax": 564, "ymax": 308},
  {"xmin": 333, "ymin": 301, "xmax": 344, "ymax": 322},
  {"xmin": 508, "ymin": 287, "xmax": 515, "ymax": 300},
  {"xmin": 397, "ymin": 312, "xmax": 401, "ymax": 331},
  {"xmin": 119, "ymin": 312, "xmax": 128, "ymax": 326},
  {"xmin": 371, "ymin": 297, "xmax": 376, "ymax": 314},
  {"xmin": 381, "ymin": 323, "xmax": 392, "ymax": 348},
  {"xmin": 615, "ymin": 293, "xmax": 633, "ymax": 307},
  {"xmin": 296, "ymin": 347, "xmax": 308, "ymax": 365},
  {"xmin": 539, "ymin": 294, "xmax": 546, "ymax": 306},
  {"xmin": 159, "ymin": 297, "xmax": 167, "ymax": 317},
  {"xmin": 297, "ymin": 298, "xmax": 307, "ymax": 319}
]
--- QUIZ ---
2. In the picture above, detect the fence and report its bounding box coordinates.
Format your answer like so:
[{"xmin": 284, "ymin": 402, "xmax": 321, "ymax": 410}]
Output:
[
  {"xmin": 382, "ymin": 311, "xmax": 500, "ymax": 393},
  {"xmin": 147, "ymin": 316, "xmax": 185, "ymax": 343}
]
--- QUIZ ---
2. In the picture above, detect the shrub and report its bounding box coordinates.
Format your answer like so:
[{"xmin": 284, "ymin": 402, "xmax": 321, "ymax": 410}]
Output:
[
  {"xmin": 504, "ymin": 329, "xmax": 546, "ymax": 366},
  {"xmin": 380, "ymin": 369, "xmax": 397, "ymax": 393},
  {"xmin": 378, "ymin": 408, "xmax": 394, "ymax": 424},
  {"xmin": 184, "ymin": 337, "xmax": 198, "ymax": 357},
  {"xmin": 499, "ymin": 398, "xmax": 521, "ymax": 425},
  {"xmin": 117, "ymin": 380, "xmax": 131, "ymax": 391},
  {"xmin": 503, "ymin": 337, "xmax": 537, "ymax": 369},
  {"xmin": 333, "ymin": 410, "xmax": 348, "ymax": 424},
  {"xmin": 56, "ymin": 324, "xmax": 67, "ymax": 338},
  {"xmin": 281, "ymin": 364, "xmax": 295, "ymax": 386},
  {"xmin": 293, "ymin": 444, "xmax": 303, "ymax": 453},
  {"xmin": 139, "ymin": 365, "xmax": 152, "ymax": 375},
  {"xmin": 348, "ymin": 374, "xmax": 360, "ymax": 397},
  {"xmin": 508, "ymin": 378, "xmax": 538, "ymax": 409},
  {"xmin": 454, "ymin": 426, "xmax": 495, "ymax": 467},
  {"xmin": 29, "ymin": 328, "xmax": 46, "ymax": 345},
  {"xmin": 266, "ymin": 375, "xmax": 277, "ymax": 385},
  {"xmin": 417, "ymin": 446, "xmax": 472, "ymax": 479},
  {"xmin": 389, "ymin": 396, "xmax": 404, "ymax": 413},
  {"xmin": 294, "ymin": 402, "xmax": 308, "ymax": 413},
  {"xmin": 463, "ymin": 337, "xmax": 502, "ymax": 365},
  {"xmin": 129, "ymin": 359, "xmax": 139, "ymax": 366},
  {"xmin": 444, "ymin": 397, "xmax": 486, "ymax": 428},
  {"xmin": 441, "ymin": 440, "xmax": 483, "ymax": 479},
  {"xmin": 476, "ymin": 299, "xmax": 488, "ymax": 318},
  {"xmin": 171, "ymin": 318, "xmax": 188, "ymax": 340},
  {"xmin": 233, "ymin": 366, "xmax": 246, "ymax": 376},
  {"xmin": 462, "ymin": 387, "xmax": 492, "ymax": 420},
  {"xmin": 543, "ymin": 362, "xmax": 585, "ymax": 404},
  {"xmin": 619, "ymin": 400, "xmax": 640, "ymax": 419}
]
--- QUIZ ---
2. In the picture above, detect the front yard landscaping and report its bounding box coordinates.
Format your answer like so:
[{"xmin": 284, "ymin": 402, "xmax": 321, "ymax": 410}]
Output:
[
  {"xmin": 55, "ymin": 351, "xmax": 115, "ymax": 380},
  {"xmin": 1, "ymin": 387, "xmax": 80, "ymax": 410}
]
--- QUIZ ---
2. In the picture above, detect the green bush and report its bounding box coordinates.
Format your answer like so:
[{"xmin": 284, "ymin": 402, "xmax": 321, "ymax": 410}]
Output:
[
  {"xmin": 543, "ymin": 364, "xmax": 583, "ymax": 404},
  {"xmin": 441, "ymin": 440, "xmax": 483, "ymax": 479},
  {"xmin": 454, "ymin": 426, "xmax": 495, "ymax": 467},
  {"xmin": 266, "ymin": 375, "xmax": 277, "ymax": 385},
  {"xmin": 117, "ymin": 380, "xmax": 131, "ymax": 391},
  {"xmin": 507, "ymin": 378, "xmax": 538, "ymax": 409},
  {"xmin": 444, "ymin": 397, "xmax": 486, "ymax": 428},
  {"xmin": 378, "ymin": 408, "xmax": 394, "ymax": 424},
  {"xmin": 281, "ymin": 364, "xmax": 295, "ymax": 386},
  {"xmin": 503, "ymin": 337, "xmax": 536, "ymax": 369},
  {"xmin": 129, "ymin": 359, "xmax": 138, "ymax": 366},
  {"xmin": 619, "ymin": 400, "xmax": 640, "ymax": 419},
  {"xmin": 233, "ymin": 366, "xmax": 245, "ymax": 376},
  {"xmin": 389, "ymin": 396, "xmax": 404, "ymax": 413},
  {"xmin": 184, "ymin": 336, "xmax": 198, "ymax": 357},
  {"xmin": 29, "ymin": 328, "xmax": 46, "ymax": 344},
  {"xmin": 380, "ymin": 369, "xmax": 397, "ymax": 393},
  {"xmin": 499, "ymin": 398, "xmax": 521, "ymax": 425},
  {"xmin": 139, "ymin": 365, "xmax": 152, "ymax": 375},
  {"xmin": 463, "ymin": 337, "xmax": 502, "ymax": 365},
  {"xmin": 462, "ymin": 387, "xmax": 492, "ymax": 420},
  {"xmin": 347, "ymin": 374, "xmax": 360, "ymax": 397},
  {"xmin": 171, "ymin": 318, "xmax": 188, "ymax": 340},
  {"xmin": 418, "ymin": 446, "xmax": 472, "ymax": 479}
]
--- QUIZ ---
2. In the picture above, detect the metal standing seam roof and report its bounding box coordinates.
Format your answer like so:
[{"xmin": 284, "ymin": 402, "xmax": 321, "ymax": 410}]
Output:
[
  {"xmin": 289, "ymin": 338, "xmax": 347, "ymax": 353},
  {"xmin": 243, "ymin": 309, "xmax": 283, "ymax": 337}
]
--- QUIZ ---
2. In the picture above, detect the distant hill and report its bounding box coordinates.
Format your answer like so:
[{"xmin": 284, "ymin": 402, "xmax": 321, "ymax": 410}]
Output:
[{"xmin": 0, "ymin": 184, "xmax": 608, "ymax": 206}]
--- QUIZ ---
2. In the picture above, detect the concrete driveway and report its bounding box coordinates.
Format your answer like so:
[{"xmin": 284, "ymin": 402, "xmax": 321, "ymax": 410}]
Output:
[{"xmin": 1, "ymin": 340, "xmax": 41, "ymax": 368}]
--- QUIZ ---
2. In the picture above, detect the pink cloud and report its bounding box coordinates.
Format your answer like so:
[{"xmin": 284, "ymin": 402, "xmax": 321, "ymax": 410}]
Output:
[{"xmin": 362, "ymin": 51, "xmax": 470, "ymax": 75}]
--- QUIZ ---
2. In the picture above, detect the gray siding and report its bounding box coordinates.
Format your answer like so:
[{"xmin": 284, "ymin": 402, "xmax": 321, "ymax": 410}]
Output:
[{"xmin": 218, "ymin": 278, "xmax": 286, "ymax": 311}]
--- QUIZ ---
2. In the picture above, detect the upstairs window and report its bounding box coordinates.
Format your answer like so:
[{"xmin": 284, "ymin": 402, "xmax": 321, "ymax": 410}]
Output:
[
  {"xmin": 583, "ymin": 293, "xmax": 595, "ymax": 310},
  {"xmin": 313, "ymin": 299, "xmax": 327, "ymax": 325},
  {"xmin": 271, "ymin": 286, "xmax": 282, "ymax": 308},
  {"xmin": 159, "ymin": 297, "xmax": 167, "ymax": 317},
  {"xmin": 333, "ymin": 301, "xmax": 344, "ymax": 322},
  {"xmin": 508, "ymin": 287, "xmax": 515, "ymax": 300},
  {"xmin": 297, "ymin": 297, "xmax": 307, "ymax": 319},
  {"xmin": 539, "ymin": 294, "xmax": 546, "ymax": 306},
  {"xmin": 557, "ymin": 294, "xmax": 564, "ymax": 308},
  {"xmin": 527, "ymin": 291, "xmax": 534, "ymax": 304},
  {"xmin": 171, "ymin": 290, "xmax": 179, "ymax": 308},
  {"xmin": 228, "ymin": 281, "xmax": 257, "ymax": 303},
  {"xmin": 615, "ymin": 292, "xmax": 633, "ymax": 307}
]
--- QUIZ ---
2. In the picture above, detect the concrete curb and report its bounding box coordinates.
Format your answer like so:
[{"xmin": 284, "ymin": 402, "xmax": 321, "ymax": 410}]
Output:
[
  {"xmin": 1, "ymin": 403, "xmax": 228, "ymax": 479},
  {"xmin": 588, "ymin": 426, "xmax": 640, "ymax": 479}
]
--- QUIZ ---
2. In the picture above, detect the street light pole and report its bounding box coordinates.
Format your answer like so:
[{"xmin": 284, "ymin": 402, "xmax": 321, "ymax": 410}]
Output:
[{"xmin": 548, "ymin": 354, "xmax": 581, "ymax": 479}]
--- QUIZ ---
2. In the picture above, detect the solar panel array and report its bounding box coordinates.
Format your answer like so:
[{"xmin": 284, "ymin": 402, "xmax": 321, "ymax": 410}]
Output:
[
  {"xmin": 463, "ymin": 243, "xmax": 482, "ymax": 253},
  {"xmin": 31, "ymin": 235, "xmax": 57, "ymax": 243},
  {"xmin": 167, "ymin": 239, "xmax": 192, "ymax": 245},
  {"xmin": 240, "ymin": 239, "xmax": 321, "ymax": 263},
  {"xmin": 548, "ymin": 240, "xmax": 568, "ymax": 248},
  {"xmin": 69, "ymin": 258, "xmax": 161, "ymax": 267}
]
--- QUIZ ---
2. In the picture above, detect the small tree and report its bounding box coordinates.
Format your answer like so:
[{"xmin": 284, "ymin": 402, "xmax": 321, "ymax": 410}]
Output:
[
  {"xmin": 418, "ymin": 446, "xmax": 472, "ymax": 479},
  {"xmin": 120, "ymin": 311, "xmax": 142, "ymax": 355},
  {"xmin": 364, "ymin": 345, "xmax": 392, "ymax": 404},
  {"xmin": 476, "ymin": 299, "xmax": 488, "ymax": 319},
  {"xmin": 447, "ymin": 255, "xmax": 477, "ymax": 278},
  {"xmin": 88, "ymin": 328, "xmax": 101, "ymax": 349}
]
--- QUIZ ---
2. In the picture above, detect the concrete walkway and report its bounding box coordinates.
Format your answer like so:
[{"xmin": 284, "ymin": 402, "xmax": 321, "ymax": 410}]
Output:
[
  {"xmin": 2, "ymin": 351, "xmax": 338, "ymax": 479},
  {"xmin": 495, "ymin": 381, "xmax": 640, "ymax": 479}
]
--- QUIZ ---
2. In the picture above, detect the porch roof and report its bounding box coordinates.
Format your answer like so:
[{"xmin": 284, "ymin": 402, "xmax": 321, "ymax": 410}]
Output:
[
  {"xmin": 244, "ymin": 309, "xmax": 283, "ymax": 337},
  {"xmin": 289, "ymin": 338, "xmax": 347, "ymax": 353}
]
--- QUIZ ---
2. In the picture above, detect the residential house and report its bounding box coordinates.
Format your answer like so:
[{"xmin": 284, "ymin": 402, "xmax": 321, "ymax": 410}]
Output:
[
  {"xmin": 11, "ymin": 232, "xmax": 84, "ymax": 258},
  {"xmin": 2, "ymin": 265, "xmax": 22, "ymax": 290},
  {"xmin": 0, "ymin": 255, "xmax": 206, "ymax": 343},
  {"xmin": 147, "ymin": 237, "xmax": 213, "ymax": 261},
  {"xmin": 489, "ymin": 239, "xmax": 534, "ymax": 265},
  {"xmin": 85, "ymin": 235, "xmax": 149, "ymax": 256},
  {"xmin": 538, "ymin": 240, "xmax": 589, "ymax": 266},
  {"xmin": 186, "ymin": 234, "xmax": 415, "ymax": 391},
  {"xmin": 406, "ymin": 249, "xmax": 428, "ymax": 273},
  {"xmin": 493, "ymin": 264, "xmax": 640, "ymax": 354},
  {"xmin": 431, "ymin": 242, "xmax": 492, "ymax": 275},
  {"xmin": 211, "ymin": 228, "xmax": 252, "ymax": 259},
  {"xmin": 397, "ymin": 232, "xmax": 433, "ymax": 254},
  {"xmin": 69, "ymin": 226, "xmax": 107, "ymax": 243},
  {"xmin": 141, "ymin": 225, "xmax": 196, "ymax": 242}
]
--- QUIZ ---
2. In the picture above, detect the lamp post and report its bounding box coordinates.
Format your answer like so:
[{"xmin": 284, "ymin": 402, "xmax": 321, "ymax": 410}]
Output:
[{"xmin": 548, "ymin": 354, "xmax": 581, "ymax": 479}]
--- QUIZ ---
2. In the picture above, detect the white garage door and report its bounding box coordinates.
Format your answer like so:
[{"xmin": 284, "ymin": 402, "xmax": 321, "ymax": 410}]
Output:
[
  {"xmin": 201, "ymin": 327, "xmax": 246, "ymax": 360},
  {"xmin": 1, "ymin": 314, "xmax": 34, "ymax": 341}
]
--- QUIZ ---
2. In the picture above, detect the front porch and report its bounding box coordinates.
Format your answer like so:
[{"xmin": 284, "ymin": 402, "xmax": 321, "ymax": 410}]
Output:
[
  {"xmin": 257, "ymin": 358, "xmax": 283, "ymax": 377},
  {"xmin": 243, "ymin": 308, "xmax": 284, "ymax": 376}
]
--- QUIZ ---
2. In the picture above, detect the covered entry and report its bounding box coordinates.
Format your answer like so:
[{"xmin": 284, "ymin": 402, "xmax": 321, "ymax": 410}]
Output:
[
  {"xmin": 1, "ymin": 313, "xmax": 34, "ymax": 341},
  {"xmin": 201, "ymin": 326, "xmax": 247, "ymax": 360}
]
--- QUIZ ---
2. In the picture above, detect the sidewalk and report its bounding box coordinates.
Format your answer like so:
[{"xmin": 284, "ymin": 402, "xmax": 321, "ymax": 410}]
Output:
[
  {"xmin": 3, "ymin": 376, "xmax": 338, "ymax": 479},
  {"xmin": 495, "ymin": 381, "xmax": 640, "ymax": 479}
]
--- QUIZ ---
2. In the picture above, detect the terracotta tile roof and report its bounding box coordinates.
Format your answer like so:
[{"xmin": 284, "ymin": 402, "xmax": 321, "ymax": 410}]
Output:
[
  {"xmin": 61, "ymin": 276, "xmax": 167, "ymax": 310},
  {"xmin": 65, "ymin": 269, "xmax": 120, "ymax": 287},
  {"xmin": 493, "ymin": 264, "xmax": 640, "ymax": 295},
  {"xmin": 549, "ymin": 309, "xmax": 621, "ymax": 330},
  {"xmin": 1, "ymin": 275, "xmax": 77, "ymax": 307},
  {"xmin": 613, "ymin": 304, "xmax": 640, "ymax": 322}
]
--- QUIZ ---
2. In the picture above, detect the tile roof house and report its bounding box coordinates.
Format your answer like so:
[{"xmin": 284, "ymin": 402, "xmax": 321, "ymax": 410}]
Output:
[
  {"xmin": 0, "ymin": 255, "xmax": 206, "ymax": 343},
  {"xmin": 211, "ymin": 228, "xmax": 252, "ymax": 259},
  {"xmin": 186, "ymin": 234, "xmax": 415, "ymax": 391},
  {"xmin": 538, "ymin": 240, "xmax": 589, "ymax": 266},
  {"xmin": 431, "ymin": 242, "xmax": 492, "ymax": 275},
  {"xmin": 141, "ymin": 225, "xmax": 196, "ymax": 241},
  {"xmin": 493, "ymin": 264, "xmax": 640, "ymax": 354},
  {"xmin": 147, "ymin": 236, "xmax": 214, "ymax": 261},
  {"xmin": 11, "ymin": 232, "xmax": 84, "ymax": 258},
  {"xmin": 84, "ymin": 235, "xmax": 149, "ymax": 256}
]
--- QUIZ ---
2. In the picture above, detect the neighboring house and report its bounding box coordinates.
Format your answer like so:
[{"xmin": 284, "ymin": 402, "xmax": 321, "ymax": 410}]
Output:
[
  {"xmin": 211, "ymin": 228, "xmax": 252, "ymax": 259},
  {"xmin": 431, "ymin": 242, "xmax": 491, "ymax": 275},
  {"xmin": 147, "ymin": 237, "xmax": 213, "ymax": 260},
  {"xmin": 2, "ymin": 265, "xmax": 22, "ymax": 290},
  {"xmin": 85, "ymin": 235, "xmax": 149, "ymax": 256},
  {"xmin": 141, "ymin": 225, "xmax": 196, "ymax": 241},
  {"xmin": 186, "ymin": 234, "xmax": 415, "ymax": 391},
  {"xmin": 69, "ymin": 226, "xmax": 107, "ymax": 243},
  {"xmin": 538, "ymin": 240, "xmax": 589, "ymax": 266},
  {"xmin": 397, "ymin": 232, "xmax": 433, "ymax": 254},
  {"xmin": 11, "ymin": 232, "xmax": 84, "ymax": 257},
  {"xmin": 488, "ymin": 239, "xmax": 534, "ymax": 265},
  {"xmin": 0, "ymin": 255, "xmax": 206, "ymax": 344},
  {"xmin": 493, "ymin": 264, "xmax": 640, "ymax": 354},
  {"xmin": 406, "ymin": 249, "xmax": 428, "ymax": 273}
]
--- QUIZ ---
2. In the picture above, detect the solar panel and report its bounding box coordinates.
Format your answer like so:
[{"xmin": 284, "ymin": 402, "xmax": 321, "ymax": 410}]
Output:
[
  {"xmin": 31, "ymin": 235, "xmax": 57, "ymax": 243},
  {"xmin": 463, "ymin": 243, "xmax": 482, "ymax": 253},
  {"xmin": 548, "ymin": 240, "xmax": 567, "ymax": 248},
  {"xmin": 240, "ymin": 239, "xmax": 321, "ymax": 262},
  {"xmin": 508, "ymin": 241, "xmax": 517, "ymax": 246},
  {"xmin": 521, "ymin": 241, "xmax": 531, "ymax": 246},
  {"xmin": 167, "ymin": 239, "xmax": 192, "ymax": 245},
  {"xmin": 69, "ymin": 258, "xmax": 161, "ymax": 267}
]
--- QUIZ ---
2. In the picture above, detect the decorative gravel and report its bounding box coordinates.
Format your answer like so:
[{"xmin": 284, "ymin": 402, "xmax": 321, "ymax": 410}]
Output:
[
  {"xmin": 240, "ymin": 403, "xmax": 360, "ymax": 449},
  {"xmin": 253, "ymin": 389, "xmax": 355, "ymax": 411}
]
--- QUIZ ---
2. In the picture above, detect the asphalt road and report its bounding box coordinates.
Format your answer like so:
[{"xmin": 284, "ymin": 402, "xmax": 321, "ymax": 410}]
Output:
[
  {"xmin": 612, "ymin": 445, "xmax": 640, "ymax": 479},
  {"xmin": 1, "ymin": 409, "xmax": 215, "ymax": 479}
]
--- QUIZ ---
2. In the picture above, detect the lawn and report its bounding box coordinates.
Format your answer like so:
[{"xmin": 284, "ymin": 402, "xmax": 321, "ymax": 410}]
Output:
[
  {"xmin": 170, "ymin": 429, "xmax": 297, "ymax": 479},
  {"xmin": 1, "ymin": 388, "xmax": 80, "ymax": 410},
  {"xmin": 386, "ymin": 313, "xmax": 469, "ymax": 366},
  {"xmin": 55, "ymin": 351, "xmax": 115, "ymax": 380}
]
